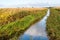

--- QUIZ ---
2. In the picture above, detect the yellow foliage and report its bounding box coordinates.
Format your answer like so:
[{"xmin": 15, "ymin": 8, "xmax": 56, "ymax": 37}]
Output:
[{"xmin": 0, "ymin": 15, "xmax": 4, "ymax": 18}]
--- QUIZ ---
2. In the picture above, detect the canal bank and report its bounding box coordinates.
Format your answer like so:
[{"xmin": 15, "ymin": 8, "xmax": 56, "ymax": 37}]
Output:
[{"xmin": 19, "ymin": 9, "xmax": 50, "ymax": 40}]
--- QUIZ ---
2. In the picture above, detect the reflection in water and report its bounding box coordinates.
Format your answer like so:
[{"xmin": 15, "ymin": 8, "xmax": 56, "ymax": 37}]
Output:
[
  {"xmin": 19, "ymin": 9, "xmax": 50, "ymax": 40},
  {"xmin": 20, "ymin": 34, "xmax": 48, "ymax": 40}
]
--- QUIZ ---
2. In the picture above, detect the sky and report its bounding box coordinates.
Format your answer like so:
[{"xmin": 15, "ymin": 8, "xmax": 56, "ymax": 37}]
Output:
[{"xmin": 0, "ymin": 0, "xmax": 60, "ymax": 7}]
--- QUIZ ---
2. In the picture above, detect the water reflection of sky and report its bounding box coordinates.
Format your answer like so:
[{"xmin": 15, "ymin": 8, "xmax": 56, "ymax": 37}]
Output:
[
  {"xmin": 19, "ymin": 34, "xmax": 48, "ymax": 40},
  {"xmin": 19, "ymin": 9, "xmax": 50, "ymax": 40}
]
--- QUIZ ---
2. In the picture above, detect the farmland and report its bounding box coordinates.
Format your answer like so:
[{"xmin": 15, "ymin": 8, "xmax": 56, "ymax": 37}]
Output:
[
  {"xmin": 0, "ymin": 8, "xmax": 47, "ymax": 40},
  {"xmin": 46, "ymin": 8, "xmax": 60, "ymax": 40}
]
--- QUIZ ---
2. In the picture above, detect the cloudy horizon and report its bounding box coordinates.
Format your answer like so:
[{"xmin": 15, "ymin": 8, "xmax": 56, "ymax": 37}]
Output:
[{"xmin": 0, "ymin": 0, "xmax": 60, "ymax": 7}]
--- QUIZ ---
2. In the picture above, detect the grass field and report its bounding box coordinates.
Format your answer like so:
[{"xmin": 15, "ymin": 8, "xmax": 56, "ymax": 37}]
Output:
[
  {"xmin": 0, "ymin": 8, "xmax": 47, "ymax": 40},
  {"xmin": 46, "ymin": 8, "xmax": 60, "ymax": 40}
]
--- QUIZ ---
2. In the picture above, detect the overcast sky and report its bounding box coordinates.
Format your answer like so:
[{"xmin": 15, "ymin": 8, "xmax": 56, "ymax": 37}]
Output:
[{"xmin": 0, "ymin": 0, "xmax": 60, "ymax": 7}]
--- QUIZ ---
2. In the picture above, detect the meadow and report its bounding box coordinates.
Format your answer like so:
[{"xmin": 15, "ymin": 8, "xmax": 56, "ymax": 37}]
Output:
[
  {"xmin": 46, "ymin": 7, "xmax": 60, "ymax": 40},
  {"xmin": 0, "ymin": 8, "xmax": 47, "ymax": 40}
]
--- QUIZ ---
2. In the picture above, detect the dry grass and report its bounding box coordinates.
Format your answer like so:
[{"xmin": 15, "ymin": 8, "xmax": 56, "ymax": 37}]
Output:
[{"xmin": 0, "ymin": 8, "xmax": 47, "ymax": 11}]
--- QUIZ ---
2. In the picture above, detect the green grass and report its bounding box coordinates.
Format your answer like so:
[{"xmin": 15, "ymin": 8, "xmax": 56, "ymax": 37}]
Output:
[
  {"xmin": 46, "ymin": 8, "xmax": 60, "ymax": 40},
  {"xmin": 0, "ymin": 9, "xmax": 47, "ymax": 40}
]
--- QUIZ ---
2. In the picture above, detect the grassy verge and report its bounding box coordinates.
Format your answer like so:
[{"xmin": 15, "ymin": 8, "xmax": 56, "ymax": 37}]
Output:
[
  {"xmin": 0, "ymin": 8, "xmax": 47, "ymax": 40},
  {"xmin": 46, "ymin": 8, "xmax": 60, "ymax": 40}
]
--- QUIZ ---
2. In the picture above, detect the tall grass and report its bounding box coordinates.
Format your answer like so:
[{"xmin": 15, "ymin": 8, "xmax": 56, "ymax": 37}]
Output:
[
  {"xmin": 46, "ymin": 8, "xmax": 60, "ymax": 40},
  {"xmin": 0, "ymin": 10, "xmax": 31, "ymax": 26},
  {"xmin": 0, "ymin": 8, "xmax": 47, "ymax": 40}
]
